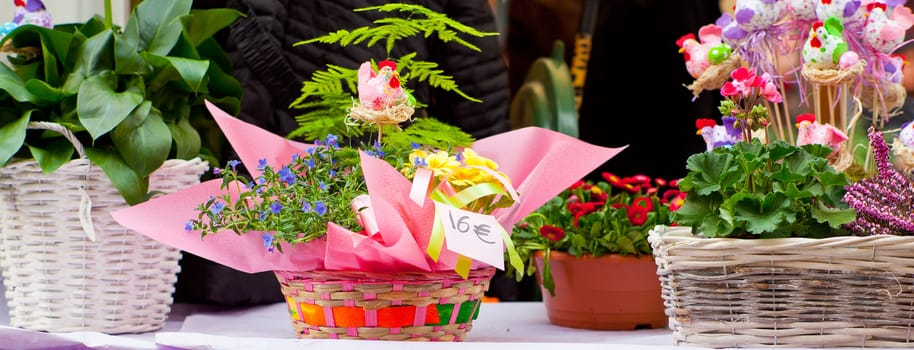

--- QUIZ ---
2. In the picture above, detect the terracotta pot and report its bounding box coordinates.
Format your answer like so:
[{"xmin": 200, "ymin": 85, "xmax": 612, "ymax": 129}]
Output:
[{"xmin": 533, "ymin": 251, "xmax": 667, "ymax": 330}]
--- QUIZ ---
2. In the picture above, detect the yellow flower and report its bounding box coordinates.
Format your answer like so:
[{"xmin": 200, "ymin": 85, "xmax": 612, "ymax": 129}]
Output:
[
  {"xmin": 448, "ymin": 167, "xmax": 480, "ymax": 188},
  {"xmin": 461, "ymin": 148, "xmax": 499, "ymax": 170},
  {"xmin": 426, "ymin": 150, "xmax": 460, "ymax": 177}
]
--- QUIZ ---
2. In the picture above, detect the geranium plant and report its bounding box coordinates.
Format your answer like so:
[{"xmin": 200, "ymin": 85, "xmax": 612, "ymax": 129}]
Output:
[
  {"xmin": 508, "ymin": 173, "xmax": 684, "ymax": 295},
  {"xmin": 674, "ymin": 66, "xmax": 857, "ymax": 238}
]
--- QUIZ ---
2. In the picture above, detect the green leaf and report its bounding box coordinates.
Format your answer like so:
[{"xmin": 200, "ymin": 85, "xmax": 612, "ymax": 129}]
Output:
[
  {"xmin": 27, "ymin": 137, "xmax": 75, "ymax": 173},
  {"xmin": 25, "ymin": 79, "xmax": 66, "ymax": 104},
  {"xmin": 114, "ymin": 33, "xmax": 152, "ymax": 75},
  {"xmin": 812, "ymin": 201, "xmax": 856, "ymax": 229},
  {"xmin": 683, "ymin": 151, "xmax": 733, "ymax": 196},
  {"xmin": 164, "ymin": 56, "xmax": 210, "ymax": 93},
  {"xmin": 77, "ymin": 71, "xmax": 144, "ymax": 140},
  {"xmin": 0, "ymin": 111, "xmax": 31, "ymax": 165},
  {"xmin": 75, "ymin": 29, "xmax": 114, "ymax": 77},
  {"xmin": 0, "ymin": 62, "xmax": 39, "ymax": 103},
  {"xmin": 167, "ymin": 115, "xmax": 202, "ymax": 159},
  {"xmin": 112, "ymin": 102, "xmax": 172, "ymax": 177},
  {"xmin": 183, "ymin": 8, "xmax": 243, "ymax": 46},
  {"xmin": 85, "ymin": 147, "xmax": 148, "ymax": 205},
  {"xmin": 729, "ymin": 192, "xmax": 793, "ymax": 235},
  {"xmin": 78, "ymin": 16, "xmax": 109, "ymax": 38},
  {"xmin": 129, "ymin": 0, "xmax": 193, "ymax": 55},
  {"xmin": 6, "ymin": 24, "xmax": 75, "ymax": 64}
]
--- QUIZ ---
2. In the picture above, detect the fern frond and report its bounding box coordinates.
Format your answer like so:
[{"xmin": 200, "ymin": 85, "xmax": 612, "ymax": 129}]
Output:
[
  {"xmin": 400, "ymin": 59, "xmax": 481, "ymax": 103},
  {"xmin": 383, "ymin": 118, "xmax": 474, "ymax": 151},
  {"xmin": 356, "ymin": 4, "xmax": 497, "ymax": 38},
  {"xmin": 290, "ymin": 65, "xmax": 358, "ymax": 108}
]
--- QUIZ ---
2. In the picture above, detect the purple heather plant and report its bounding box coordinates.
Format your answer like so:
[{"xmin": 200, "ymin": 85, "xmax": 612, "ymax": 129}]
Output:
[{"xmin": 842, "ymin": 127, "xmax": 914, "ymax": 235}]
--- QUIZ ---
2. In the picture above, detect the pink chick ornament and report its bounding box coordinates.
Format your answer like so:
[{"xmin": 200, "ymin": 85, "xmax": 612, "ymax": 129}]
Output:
[
  {"xmin": 357, "ymin": 60, "xmax": 408, "ymax": 111},
  {"xmin": 893, "ymin": 121, "xmax": 914, "ymax": 173},
  {"xmin": 677, "ymin": 25, "xmax": 732, "ymax": 79},
  {"xmin": 802, "ymin": 17, "xmax": 853, "ymax": 68},
  {"xmin": 12, "ymin": 0, "xmax": 51, "ymax": 28},
  {"xmin": 734, "ymin": 0, "xmax": 789, "ymax": 32},
  {"xmin": 816, "ymin": 0, "xmax": 866, "ymax": 28},
  {"xmin": 795, "ymin": 113, "xmax": 848, "ymax": 155},
  {"xmin": 790, "ymin": 0, "xmax": 820, "ymax": 21},
  {"xmin": 862, "ymin": 2, "xmax": 914, "ymax": 54},
  {"xmin": 696, "ymin": 118, "xmax": 740, "ymax": 151}
]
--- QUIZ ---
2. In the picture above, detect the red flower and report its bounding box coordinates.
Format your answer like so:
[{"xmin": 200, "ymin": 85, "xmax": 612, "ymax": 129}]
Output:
[
  {"xmin": 630, "ymin": 174, "xmax": 651, "ymax": 185},
  {"xmin": 602, "ymin": 172, "xmax": 624, "ymax": 187},
  {"xmin": 610, "ymin": 203, "xmax": 627, "ymax": 210},
  {"xmin": 569, "ymin": 180, "xmax": 585, "ymax": 190},
  {"xmin": 670, "ymin": 192, "xmax": 688, "ymax": 211},
  {"xmin": 590, "ymin": 186, "xmax": 608, "ymax": 203},
  {"xmin": 539, "ymin": 225, "xmax": 566, "ymax": 242},
  {"xmin": 646, "ymin": 187, "xmax": 659, "ymax": 195},
  {"xmin": 655, "ymin": 177, "xmax": 668, "ymax": 187},
  {"xmin": 662, "ymin": 189, "xmax": 682, "ymax": 204},
  {"xmin": 669, "ymin": 179, "xmax": 680, "ymax": 188},
  {"xmin": 627, "ymin": 204, "xmax": 649, "ymax": 226},
  {"xmin": 631, "ymin": 197, "xmax": 654, "ymax": 211},
  {"xmin": 721, "ymin": 67, "xmax": 761, "ymax": 97}
]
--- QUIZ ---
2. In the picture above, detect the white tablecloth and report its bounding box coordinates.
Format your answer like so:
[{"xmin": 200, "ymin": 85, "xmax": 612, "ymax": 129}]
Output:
[{"xmin": 0, "ymin": 277, "xmax": 899, "ymax": 350}]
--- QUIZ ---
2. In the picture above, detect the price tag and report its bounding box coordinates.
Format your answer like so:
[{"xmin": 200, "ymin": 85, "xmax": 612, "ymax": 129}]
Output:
[{"xmin": 433, "ymin": 202, "xmax": 506, "ymax": 270}]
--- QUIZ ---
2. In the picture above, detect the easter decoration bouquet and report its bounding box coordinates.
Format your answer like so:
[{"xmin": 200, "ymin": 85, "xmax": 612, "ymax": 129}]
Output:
[
  {"xmin": 112, "ymin": 3, "xmax": 623, "ymax": 342},
  {"xmin": 650, "ymin": 0, "xmax": 914, "ymax": 347}
]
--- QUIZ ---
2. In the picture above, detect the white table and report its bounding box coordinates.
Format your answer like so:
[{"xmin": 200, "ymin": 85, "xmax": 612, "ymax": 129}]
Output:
[{"xmin": 1, "ymin": 278, "xmax": 899, "ymax": 350}]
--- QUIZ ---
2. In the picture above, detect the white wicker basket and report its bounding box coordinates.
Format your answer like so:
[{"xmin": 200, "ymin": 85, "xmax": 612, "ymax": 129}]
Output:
[
  {"xmin": 0, "ymin": 123, "xmax": 208, "ymax": 333},
  {"xmin": 650, "ymin": 225, "xmax": 914, "ymax": 348}
]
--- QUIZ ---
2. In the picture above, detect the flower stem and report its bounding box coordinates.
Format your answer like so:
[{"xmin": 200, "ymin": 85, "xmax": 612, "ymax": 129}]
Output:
[{"xmin": 104, "ymin": 0, "xmax": 113, "ymax": 29}]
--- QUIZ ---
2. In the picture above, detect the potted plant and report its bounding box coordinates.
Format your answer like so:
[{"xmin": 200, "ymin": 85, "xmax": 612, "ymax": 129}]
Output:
[
  {"xmin": 650, "ymin": 47, "xmax": 914, "ymax": 347},
  {"xmin": 508, "ymin": 173, "xmax": 684, "ymax": 330},
  {"xmin": 0, "ymin": 0, "xmax": 242, "ymax": 333}
]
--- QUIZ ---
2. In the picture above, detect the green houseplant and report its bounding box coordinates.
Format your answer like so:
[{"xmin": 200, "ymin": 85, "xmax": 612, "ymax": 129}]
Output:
[
  {"xmin": 508, "ymin": 173, "xmax": 682, "ymax": 330},
  {"xmin": 0, "ymin": 0, "xmax": 243, "ymax": 334},
  {"xmin": 0, "ymin": 0, "xmax": 243, "ymax": 204}
]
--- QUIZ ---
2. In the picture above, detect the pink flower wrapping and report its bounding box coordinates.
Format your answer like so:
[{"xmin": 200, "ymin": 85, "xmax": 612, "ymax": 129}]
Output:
[{"xmin": 110, "ymin": 101, "xmax": 624, "ymax": 273}]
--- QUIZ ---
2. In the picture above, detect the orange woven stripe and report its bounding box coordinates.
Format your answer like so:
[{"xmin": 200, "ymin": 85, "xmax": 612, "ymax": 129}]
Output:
[
  {"xmin": 332, "ymin": 306, "xmax": 366, "ymax": 327},
  {"xmin": 378, "ymin": 306, "xmax": 415, "ymax": 328},
  {"xmin": 425, "ymin": 305, "xmax": 441, "ymax": 325},
  {"xmin": 286, "ymin": 297, "xmax": 301, "ymax": 321},
  {"xmin": 300, "ymin": 303, "xmax": 326, "ymax": 326}
]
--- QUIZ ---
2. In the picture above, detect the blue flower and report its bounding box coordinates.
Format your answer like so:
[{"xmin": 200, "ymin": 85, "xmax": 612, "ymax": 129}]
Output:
[
  {"xmin": 413, "ymin": 157, "xmax": 428, "ymax": 167},
  {"xmin": 306, "ymin": 158, "xmax": 315, "ymax": 169},
  {"xmin": 307, "ymin": 147, "xmax": 317, "ymax": 155},
  {"xmin": 411, "ymin": 142, "xmax": 421, "ymax": 150},
  {"xmin": 455, "ymin": 152, "xmax": 463, "ymax": 162},
  {"xmin": 328, "ymin": 169, "xmax": 337, "ymax": 177},
  {"xmin": 372, "ymin": 140, "xmax": 386, "ymax": 157},
  {"xmin": 326, "ymin": 134, "xmax": 340, "ymax": 148},
  {"xmin": 213, "ymin": 167, "xmax": 222, "ymax": 175},
  {"xmin": 256, "ymin": 176, "xmax": 266, "ymax": 184},
  {"xmin": 257, "ymin": 158, "xmax": 268, "ymax": 171},
  {"xmin": 210, "ymin": 202, "xmax": 225, "ymax": 215},
  {"xmin": 319, "ymin": 181, "xmax": 328, "ymax": 191},
  {"xmin": 301, "ymin": 201, "xmax": 313, "ymax": 213},
  {"xmin": 184, "ymin": 221, "xmax": 194, "ymax": 231},
  {"xmin": 278, "ymin": 166, "xmax": 295, "ymax": 185},
  {"xmin": 228, "ymin": 160, "xmax": 240, "ymax": 170},
  {"xmin": 270, "ymin": 201, "xmax": 283, "ymax": 214},
  {"xmin": 314, "ymin": 201, "xmax": 327, "ymax": 216},
  {"xmin": 291, "ymin": 153, "xmax": 300, "ymax": 161},
  {"xmin": 262, "ymin": 233, "xmax": 273, "ymax": 250},
  {"xmin": 259, "ymin": 210, "xmax": 267, "ymax": 221}
]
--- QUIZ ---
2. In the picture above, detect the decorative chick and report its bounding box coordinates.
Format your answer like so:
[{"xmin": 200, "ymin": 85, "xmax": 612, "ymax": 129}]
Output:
[
  {"xmin": 795, "ymin": 113, "xmax": 848, "ymax": 156},
  {"xmin": 13, "ymin": 0, "xmax": 52, "ymax": 28},
  {"xmin": 862, "ymin": 2, "xmax": 914, "ymax": 54},
  {"xmin": 696, "ymin": 118, "xmax": 740, "ymax": 152},
  {"xmin": 676, "ymin": 24, "xmax": 731, "ymax": 79},
  {"xmin": 802, "ymin": 17, "xmax": 852, "ymax": 68},
  {"xmin": 357, "ymin": 60, "xmax": 407, "ymax": 111}
]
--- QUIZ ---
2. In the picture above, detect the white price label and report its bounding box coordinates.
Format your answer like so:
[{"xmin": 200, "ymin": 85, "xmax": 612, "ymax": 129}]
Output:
[{"xmin": 434, "ymin": 202, "xmax": 506, "ymax": 270}]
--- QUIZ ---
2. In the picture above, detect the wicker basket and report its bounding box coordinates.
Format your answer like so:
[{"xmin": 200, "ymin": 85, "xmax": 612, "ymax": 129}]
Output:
[
  {"xmin": 276, "ymin": 267, "xmax": 495, "ymax": 341},
  {"xmin": 649, "ymin": 225, "xmax": 914, "ymax": 348},
  {"xmin": 0, "ymin": 123, "xmax": 208, "ymax": 333}
]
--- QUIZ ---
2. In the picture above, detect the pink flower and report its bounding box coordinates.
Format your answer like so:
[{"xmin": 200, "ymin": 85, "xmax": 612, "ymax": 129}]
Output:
[
  {"xmin": 721, "ymin": 67, "xmax": 758, "ymax": 97},
  {"xmin": 759, "ymin": 73, "xmax": 783, "ymax": 103}
]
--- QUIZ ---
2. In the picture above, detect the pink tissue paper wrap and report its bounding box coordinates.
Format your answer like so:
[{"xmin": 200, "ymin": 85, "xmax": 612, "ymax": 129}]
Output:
[{"xmin": 110, "ymin": 101, "xmax": 625, "ymax": 273}]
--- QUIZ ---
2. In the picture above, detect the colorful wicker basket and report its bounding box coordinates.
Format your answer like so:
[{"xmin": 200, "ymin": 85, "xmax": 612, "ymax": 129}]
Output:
[
  {"xmin": 275, "ymin": 267, "xmax": 495, "ymax": 341},
  {"xmin": 650, "ymin": 225, "xmax": 914, "ymax": 348}
]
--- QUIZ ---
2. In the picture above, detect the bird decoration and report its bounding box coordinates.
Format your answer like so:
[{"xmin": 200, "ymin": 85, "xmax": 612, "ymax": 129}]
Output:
[
  {"xmin": 802, "ymin": 17, "xmax": 854, "ymax": 68},
  {"xmin": 12, "ymin": 0, "xmax": 51, "ymax": 28},
  {"xmin": 677, "ymin": 24, "xmax": 732, "ymax": 79},
  {"xmin": 862, "ymin": 2, "xmax": 914, "ymax": 54},
  {"xmin": 2, "ymin": 0, "xmax": 51, "ymax": 43},
  {"xmin": 790, "ymin": 0, "xmax": 820, "ymax": 21},
  {"xmin": 357, "ymin": 60, "xmax": 408, "ymax": 111},
  {"xmin": 815, "ymin": 0, "xmax": 866, "ymax": 26},
  {"xmin": 696, "ymin": 117, "xmax": 741, "ymax": 152},
  {"xmin": 795, "ymin": 113, "xmax": 848, "ymax": 155},
  {"xmin": 734, "ymin": 0, "xmax": 789, "ymax": 32},
  {"xmin": 894, "ymin": 121, "xmax": 914, "ymax": 173}
]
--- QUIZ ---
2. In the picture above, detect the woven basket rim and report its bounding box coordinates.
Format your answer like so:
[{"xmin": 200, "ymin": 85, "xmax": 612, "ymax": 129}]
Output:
[{"xmin": 649, "ymin": 225, "xmax": 914, "ymax": 248}]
